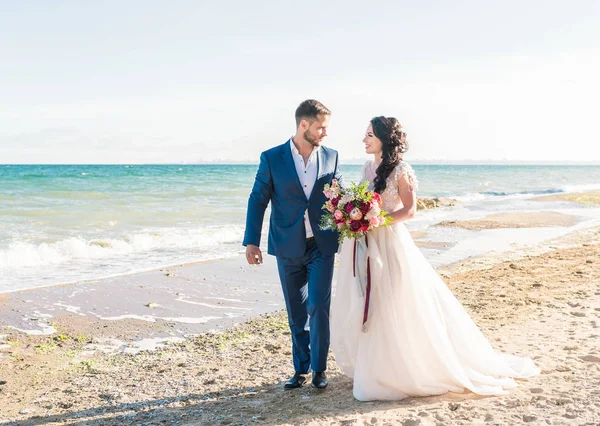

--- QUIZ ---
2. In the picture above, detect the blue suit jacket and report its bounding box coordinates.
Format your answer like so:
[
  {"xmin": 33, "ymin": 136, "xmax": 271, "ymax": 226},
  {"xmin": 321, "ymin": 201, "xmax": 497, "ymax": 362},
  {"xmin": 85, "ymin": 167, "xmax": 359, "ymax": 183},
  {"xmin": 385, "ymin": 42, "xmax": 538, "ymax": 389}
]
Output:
[{"xmin": 243, "ymin": 140, "xmax": 342, "ymax": 258}]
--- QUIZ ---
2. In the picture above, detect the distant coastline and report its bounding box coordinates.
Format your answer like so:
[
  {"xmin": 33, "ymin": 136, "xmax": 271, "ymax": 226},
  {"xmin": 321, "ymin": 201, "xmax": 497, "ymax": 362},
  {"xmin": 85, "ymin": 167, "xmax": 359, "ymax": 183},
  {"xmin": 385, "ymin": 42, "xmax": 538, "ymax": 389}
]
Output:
[{"xmin": 2, "ymin": 160, "xmax": 600, "ymax": 166}]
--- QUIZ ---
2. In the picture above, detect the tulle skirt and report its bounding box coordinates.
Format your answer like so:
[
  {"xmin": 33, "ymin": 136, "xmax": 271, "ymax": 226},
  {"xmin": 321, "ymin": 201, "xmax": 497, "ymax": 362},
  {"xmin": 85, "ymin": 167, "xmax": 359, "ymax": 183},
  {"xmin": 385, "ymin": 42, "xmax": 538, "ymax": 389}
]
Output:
[{"xmin": 330, "ymin": 222, "xmax": 540, "ymax": 401}]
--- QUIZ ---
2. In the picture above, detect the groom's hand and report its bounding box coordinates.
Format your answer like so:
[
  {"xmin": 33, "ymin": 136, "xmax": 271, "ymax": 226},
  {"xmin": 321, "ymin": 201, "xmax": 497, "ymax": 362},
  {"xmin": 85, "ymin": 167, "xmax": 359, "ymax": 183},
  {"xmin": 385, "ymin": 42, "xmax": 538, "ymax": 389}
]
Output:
[{"xmin": 245, "ymin": 244, "xmax": 263, "ymax": 265}]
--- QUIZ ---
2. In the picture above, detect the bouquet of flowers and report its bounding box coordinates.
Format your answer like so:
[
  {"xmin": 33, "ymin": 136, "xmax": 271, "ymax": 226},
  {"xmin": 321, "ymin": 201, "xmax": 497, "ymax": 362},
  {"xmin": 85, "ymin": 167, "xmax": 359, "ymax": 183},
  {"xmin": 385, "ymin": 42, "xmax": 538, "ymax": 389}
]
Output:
[{"xmin": 320, "ymin": 179, "xmax": 392, "ymax": 243}]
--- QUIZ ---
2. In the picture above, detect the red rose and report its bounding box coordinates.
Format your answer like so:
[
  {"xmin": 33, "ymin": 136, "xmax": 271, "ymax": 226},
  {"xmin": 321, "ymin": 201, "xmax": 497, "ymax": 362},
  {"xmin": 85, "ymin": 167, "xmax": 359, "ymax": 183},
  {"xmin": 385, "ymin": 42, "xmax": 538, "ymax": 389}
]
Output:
[
  {"xmin": 344, "ymin": 203, "xmax": 354, "ymax": 214},
  {"xmin": 331, "ymin": 196, "xmax": 341, "ymax": 207},
  {"xmin": 372, "ymin": 192, "xmax": 382, "ymax": 206},
  {"xmin": 360, "ymin": 220, "xmax": 370, "ymax": 232},
  {"xmin": 350, "ymin": 220, "xmax": 362, "ymax": 232},
  {"xmin": 359, "ymin": 201, "xmax": 372, "ymax": 214}
]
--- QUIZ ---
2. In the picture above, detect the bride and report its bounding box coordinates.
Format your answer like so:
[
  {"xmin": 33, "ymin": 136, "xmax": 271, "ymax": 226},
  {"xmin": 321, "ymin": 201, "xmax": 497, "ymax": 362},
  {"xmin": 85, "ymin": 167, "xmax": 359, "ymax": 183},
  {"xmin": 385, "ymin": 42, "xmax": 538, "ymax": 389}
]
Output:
[{"xmin": 330, "ymin": 116, "xmax": 540, "ymax": 401}]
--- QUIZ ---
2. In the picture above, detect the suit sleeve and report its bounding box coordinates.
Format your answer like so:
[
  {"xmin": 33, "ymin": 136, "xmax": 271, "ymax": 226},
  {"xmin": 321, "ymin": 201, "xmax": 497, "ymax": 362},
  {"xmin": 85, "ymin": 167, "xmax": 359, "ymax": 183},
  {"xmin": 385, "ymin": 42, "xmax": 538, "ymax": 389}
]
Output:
[{"xmin": 242, "ymin": 152, "xmax": 273, "ymax": 247}]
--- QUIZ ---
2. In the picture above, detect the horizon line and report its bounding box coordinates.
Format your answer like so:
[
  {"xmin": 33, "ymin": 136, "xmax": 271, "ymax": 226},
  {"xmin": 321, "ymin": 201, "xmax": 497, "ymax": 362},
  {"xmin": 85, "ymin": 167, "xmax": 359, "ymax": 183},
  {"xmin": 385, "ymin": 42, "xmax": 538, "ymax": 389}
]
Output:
[{"xmin": 3, "ymin": 161, "xmax": 600, "ymax": 166}]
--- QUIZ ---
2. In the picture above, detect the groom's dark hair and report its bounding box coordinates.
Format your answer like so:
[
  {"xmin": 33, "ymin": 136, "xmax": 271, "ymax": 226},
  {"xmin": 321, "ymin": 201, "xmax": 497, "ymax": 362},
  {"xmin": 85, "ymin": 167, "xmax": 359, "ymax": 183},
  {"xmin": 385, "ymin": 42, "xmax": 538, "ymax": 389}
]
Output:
[{"xmin": 295, "ymin": 99, "xmax": 331, "ymax": 127}]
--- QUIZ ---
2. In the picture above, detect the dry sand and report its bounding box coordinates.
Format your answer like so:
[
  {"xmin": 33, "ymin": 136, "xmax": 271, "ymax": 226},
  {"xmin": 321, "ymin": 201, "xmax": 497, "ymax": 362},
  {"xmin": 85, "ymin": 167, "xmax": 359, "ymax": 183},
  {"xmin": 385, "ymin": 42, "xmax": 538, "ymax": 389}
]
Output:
[
  {"xmin": 436, "ymin": 211, "xmax": 580, "ymax": 231},
  {"xmin": 1, "ymin": 227, "xmax": 600, "ymax": 425},
  {"xmin": 533, "ymin": 190, "xmax": 600, "ymax": 206}
]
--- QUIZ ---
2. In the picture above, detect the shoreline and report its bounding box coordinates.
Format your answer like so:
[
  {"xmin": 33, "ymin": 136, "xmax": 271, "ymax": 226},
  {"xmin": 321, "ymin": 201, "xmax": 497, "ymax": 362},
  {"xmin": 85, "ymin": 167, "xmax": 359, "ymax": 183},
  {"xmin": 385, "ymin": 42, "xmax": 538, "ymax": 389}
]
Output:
[
  {"xmin": 2, "ymin": 223, "xmax": 596, "ymax": 338},
  {"xmin": 3, "ymin": 190, "xmax": 598, "ymax": 298},
  {"xmin": 2, "ymin": 190, "xmax": 598, "ymax": 296},
  {"xmin": 0, "ymin": 196, "xmax": 450, "ymax": 295},
  {"xmin": 0, "ymin": 253, "xmax": 242, "ymax": 297},
  {"xmin": 2, "ymin": 199, "xmax": 600, "ymax": 339},
  {"xmin": 0, "ymin": 255, "xmax": 284, "ymax": 338}
]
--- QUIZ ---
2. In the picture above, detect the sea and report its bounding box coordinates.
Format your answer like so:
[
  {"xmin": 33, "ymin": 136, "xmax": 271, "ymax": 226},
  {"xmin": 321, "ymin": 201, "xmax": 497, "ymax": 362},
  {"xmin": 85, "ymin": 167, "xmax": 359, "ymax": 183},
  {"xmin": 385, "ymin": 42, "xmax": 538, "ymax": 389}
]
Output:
[{"xmin": 2, "ymin": 164, "xmax": 600, "ymax": 293}]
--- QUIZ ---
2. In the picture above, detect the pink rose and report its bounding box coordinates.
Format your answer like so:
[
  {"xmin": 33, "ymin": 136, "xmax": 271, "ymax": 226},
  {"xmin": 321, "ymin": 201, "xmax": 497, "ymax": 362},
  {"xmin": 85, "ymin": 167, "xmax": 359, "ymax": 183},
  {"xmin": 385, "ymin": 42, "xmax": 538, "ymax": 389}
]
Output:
[
  {"xmin": 326, "ymin": 202, "xmax": 335, "ymax": 212},
  {"xmin": 334, "ymin": 210, "xmax": 344, "ymax": 221},
  {"xmin": 369, "ymin": 216, "xmax": 379, "ymax": 227},
  {"xmin": 337, "ymin": 222, "xmax": 345, "ymax": 230}
]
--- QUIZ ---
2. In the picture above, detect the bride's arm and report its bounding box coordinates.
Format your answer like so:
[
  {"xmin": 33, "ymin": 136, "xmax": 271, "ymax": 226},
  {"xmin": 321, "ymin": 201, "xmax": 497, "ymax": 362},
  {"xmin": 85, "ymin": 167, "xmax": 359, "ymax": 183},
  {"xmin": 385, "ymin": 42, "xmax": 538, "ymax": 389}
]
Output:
[{"xmin": 388, "ymin": 175, "xmax": 417, "ymax": 223}]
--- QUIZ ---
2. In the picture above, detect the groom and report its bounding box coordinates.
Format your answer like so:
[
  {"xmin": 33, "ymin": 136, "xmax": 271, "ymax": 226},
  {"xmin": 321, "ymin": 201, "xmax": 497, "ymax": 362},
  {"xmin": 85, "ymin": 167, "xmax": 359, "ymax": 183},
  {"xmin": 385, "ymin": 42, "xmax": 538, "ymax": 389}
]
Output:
[{"xmin": 243, "ymin": 99, "xmax": 342, "ymax": 389}]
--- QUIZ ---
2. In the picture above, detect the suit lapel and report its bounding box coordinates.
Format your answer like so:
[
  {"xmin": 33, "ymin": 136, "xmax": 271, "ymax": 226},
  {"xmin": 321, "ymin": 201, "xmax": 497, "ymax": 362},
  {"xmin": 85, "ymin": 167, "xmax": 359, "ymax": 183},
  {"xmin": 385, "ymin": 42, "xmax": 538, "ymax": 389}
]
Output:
[
  {"xmin": 306, "ymin": 149, "xmax": 321, "ymax": 201},
  {"xmin": 308, "ymin": 148, "xmax": 328, "ymax": 201},
  {"xmin": 280, "ymin": 142, "xmax": 306, "ymax": 198}
]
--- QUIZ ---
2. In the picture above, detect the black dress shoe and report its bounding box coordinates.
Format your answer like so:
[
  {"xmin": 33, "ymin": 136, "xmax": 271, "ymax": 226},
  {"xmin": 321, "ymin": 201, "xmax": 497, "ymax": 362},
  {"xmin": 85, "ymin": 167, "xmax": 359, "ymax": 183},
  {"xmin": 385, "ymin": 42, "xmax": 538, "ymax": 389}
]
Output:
[
  {"xmin": 284, "ymin": 372, "xmax": 306, "ymax": 389},
  {"xmin": 311, "ymin": 371, "xmax": 327, "ymax": 389}
]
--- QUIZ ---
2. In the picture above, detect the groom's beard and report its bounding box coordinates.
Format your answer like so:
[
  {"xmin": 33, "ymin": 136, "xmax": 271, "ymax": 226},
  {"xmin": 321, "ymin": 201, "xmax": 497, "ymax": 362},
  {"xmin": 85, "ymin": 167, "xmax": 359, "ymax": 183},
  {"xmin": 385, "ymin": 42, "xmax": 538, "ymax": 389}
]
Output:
[{"xmin": 303, "ymin": 129, "xmax": 323, "ymax": 147}]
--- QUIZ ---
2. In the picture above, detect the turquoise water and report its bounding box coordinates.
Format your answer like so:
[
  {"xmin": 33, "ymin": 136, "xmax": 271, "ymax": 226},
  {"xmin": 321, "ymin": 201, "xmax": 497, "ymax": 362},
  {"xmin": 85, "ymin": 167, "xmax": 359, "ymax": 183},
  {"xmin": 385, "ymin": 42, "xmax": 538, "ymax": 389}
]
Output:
[{"xmin": 2, "ymin": 164, "xmax": 600, "ymax": 292}]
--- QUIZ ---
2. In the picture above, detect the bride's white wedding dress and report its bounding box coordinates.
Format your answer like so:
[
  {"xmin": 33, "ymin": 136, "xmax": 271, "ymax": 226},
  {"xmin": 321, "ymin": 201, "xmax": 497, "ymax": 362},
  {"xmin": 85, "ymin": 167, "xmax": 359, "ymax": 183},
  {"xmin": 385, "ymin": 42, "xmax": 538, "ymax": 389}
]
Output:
[{"xmin": 331, "ymin": 160, "xmax": 540, "ymax": 401}]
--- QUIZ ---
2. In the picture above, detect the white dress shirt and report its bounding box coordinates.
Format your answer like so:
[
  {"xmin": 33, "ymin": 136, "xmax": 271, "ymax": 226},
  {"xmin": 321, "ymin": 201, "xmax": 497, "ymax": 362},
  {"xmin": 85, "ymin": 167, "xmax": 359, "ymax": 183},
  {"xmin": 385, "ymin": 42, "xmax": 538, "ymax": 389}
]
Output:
[{"xmin": 289, "ymin": 138, "xmax": 319, "ymax": 239}]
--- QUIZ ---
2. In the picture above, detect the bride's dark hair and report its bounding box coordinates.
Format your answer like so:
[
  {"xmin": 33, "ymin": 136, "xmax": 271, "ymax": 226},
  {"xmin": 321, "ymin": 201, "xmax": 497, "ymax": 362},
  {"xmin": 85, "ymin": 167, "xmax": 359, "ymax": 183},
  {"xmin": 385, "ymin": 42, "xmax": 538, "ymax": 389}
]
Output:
[{"xmin": 371, "ymin": 116, "xmax": 409, "ymax": 194}]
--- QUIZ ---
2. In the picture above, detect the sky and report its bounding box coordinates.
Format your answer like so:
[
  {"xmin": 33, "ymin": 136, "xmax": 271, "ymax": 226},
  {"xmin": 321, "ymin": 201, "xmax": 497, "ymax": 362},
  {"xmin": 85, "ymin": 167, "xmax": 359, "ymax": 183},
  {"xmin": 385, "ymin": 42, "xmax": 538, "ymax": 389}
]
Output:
[{"xmin": 1, "ymin": 1, "xmax": 599, "ymax": 164}]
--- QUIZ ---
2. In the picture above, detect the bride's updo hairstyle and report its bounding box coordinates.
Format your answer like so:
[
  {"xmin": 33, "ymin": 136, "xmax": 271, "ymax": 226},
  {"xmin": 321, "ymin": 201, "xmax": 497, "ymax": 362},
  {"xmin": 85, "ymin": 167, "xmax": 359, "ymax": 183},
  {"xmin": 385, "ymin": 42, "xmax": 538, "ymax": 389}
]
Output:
[{"xmin": 371, "ymin": 116, "xmax": 409, "ymax": 194}]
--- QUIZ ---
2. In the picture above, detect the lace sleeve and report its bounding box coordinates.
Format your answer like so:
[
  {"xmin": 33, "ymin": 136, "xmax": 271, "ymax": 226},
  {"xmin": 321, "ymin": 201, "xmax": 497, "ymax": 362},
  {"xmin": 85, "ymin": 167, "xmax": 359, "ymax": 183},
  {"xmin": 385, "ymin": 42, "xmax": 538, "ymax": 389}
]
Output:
[{"xmin": 395, "ymin": 161, "xmax": 418, "ymax": 192}]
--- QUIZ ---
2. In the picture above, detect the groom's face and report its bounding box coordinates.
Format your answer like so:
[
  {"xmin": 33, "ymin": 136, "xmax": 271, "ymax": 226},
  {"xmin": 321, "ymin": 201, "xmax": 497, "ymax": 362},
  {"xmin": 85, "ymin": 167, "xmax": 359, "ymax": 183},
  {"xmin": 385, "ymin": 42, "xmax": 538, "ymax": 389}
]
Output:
[{"xmin": 302, "ymin": 114, "xmax": 330, "ymax": 147}]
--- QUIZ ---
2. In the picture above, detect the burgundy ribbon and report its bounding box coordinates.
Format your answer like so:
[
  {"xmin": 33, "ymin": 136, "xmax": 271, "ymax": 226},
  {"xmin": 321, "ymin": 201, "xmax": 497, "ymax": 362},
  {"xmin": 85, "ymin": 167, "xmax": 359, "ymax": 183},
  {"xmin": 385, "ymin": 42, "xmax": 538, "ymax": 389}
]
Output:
[{"xmin": 353, "ymin": 236, "xmax": 371, "ymax": 328}]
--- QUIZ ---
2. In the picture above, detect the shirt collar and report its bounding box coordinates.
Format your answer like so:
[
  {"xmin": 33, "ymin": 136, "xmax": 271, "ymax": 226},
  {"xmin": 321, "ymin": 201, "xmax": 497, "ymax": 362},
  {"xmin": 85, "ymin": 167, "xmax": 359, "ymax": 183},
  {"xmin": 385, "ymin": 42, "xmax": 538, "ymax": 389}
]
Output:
[{"xmin": 289, "ymin": 137, "xmax": 320, "ymax": 157}]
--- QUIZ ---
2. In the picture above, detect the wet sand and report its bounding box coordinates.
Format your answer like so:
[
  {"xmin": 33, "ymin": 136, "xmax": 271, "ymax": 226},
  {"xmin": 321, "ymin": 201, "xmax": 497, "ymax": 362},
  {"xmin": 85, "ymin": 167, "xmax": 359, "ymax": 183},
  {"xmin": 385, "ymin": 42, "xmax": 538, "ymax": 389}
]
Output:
[
  {"xmin": 436, "ymin": 211, "xmax": 580, "ymax": 231},
  {"xmin": 533, "ymin": 190, "xmax": 600, "ymax": 205},
  {"xmin": 414, "ymin": 240, "xmax": 456, "ymax": 250},
  {"xmin": 0, "ymin": 257, "xmax": 283, "ymax": 339}
]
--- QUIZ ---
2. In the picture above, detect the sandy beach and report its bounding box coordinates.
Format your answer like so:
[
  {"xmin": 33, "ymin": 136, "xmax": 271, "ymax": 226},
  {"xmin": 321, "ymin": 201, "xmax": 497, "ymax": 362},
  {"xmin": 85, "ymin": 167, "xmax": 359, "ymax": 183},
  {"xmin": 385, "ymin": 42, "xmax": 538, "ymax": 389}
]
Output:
[
  {"xmin": 436, "ymin": 211, "xmax": 580, "ymax": 231},
  {"xmin": 1, "ymin": 207, "xmax": 600, "ymax": 424},
  {"xmin": 533, "ymin": 190, "xmax": 600, "ymax": 206}
]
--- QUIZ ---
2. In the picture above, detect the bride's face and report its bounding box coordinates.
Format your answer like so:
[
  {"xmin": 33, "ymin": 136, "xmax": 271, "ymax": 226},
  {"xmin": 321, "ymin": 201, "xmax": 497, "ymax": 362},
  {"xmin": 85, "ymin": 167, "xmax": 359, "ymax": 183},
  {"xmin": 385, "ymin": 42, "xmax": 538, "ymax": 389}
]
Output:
[{"xmin": 363, "ymin": 124, "xmax": 382, "ymax": 155}]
